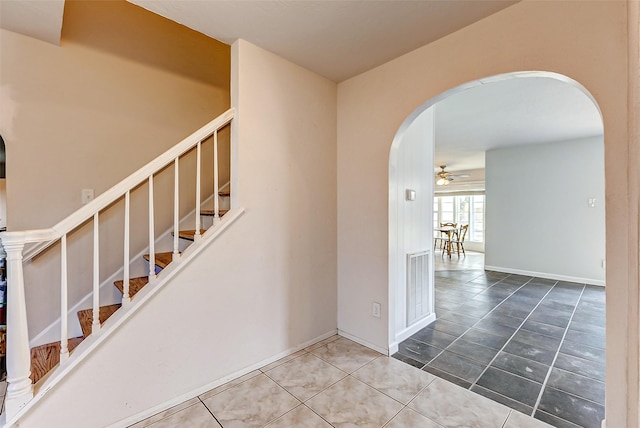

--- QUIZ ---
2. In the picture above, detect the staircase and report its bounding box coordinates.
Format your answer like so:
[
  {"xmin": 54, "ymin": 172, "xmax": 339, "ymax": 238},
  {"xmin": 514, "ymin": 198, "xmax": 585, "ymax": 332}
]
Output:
[
  {"xmin": 27, "ymin": 204, "xmax": 229, "ymax": 384},
  {"xmin": 0, "ymin": 109, "xmax": 239, "ymax": 424}
]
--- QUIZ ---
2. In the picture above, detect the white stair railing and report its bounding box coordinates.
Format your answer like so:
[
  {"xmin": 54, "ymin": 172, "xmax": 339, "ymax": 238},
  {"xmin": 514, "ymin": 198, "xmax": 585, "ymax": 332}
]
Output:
[{"xmin": 0, "ymin": 108, "xmax": 234, "ymax": 420}]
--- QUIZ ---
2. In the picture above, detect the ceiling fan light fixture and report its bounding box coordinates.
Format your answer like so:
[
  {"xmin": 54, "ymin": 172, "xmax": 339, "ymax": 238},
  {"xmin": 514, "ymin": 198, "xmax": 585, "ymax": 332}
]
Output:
[{"xmin": 436, "ymin": 165, "xmax": 451, "ymax": 185}]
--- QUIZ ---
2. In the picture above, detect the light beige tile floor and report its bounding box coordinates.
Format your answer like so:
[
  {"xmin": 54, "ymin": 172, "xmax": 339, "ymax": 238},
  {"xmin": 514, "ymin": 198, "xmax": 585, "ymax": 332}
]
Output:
[{"xmin": 130, "ymin": 336, "xmax": 553, "ymax": 428}]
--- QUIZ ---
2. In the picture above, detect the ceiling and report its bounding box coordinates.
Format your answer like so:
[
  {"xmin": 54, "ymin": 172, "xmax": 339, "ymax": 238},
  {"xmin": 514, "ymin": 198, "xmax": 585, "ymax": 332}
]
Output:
[
  {"xmin": 128, "ymin": 0, "xmax": 516, "ymax": 83},
  {"xmin": 433, "ymin": 76, "xmax": 603, "ymax": 177}
]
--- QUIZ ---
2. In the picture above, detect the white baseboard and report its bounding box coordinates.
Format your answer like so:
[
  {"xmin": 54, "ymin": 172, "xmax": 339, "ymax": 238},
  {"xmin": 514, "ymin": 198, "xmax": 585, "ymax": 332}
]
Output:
[
  {"xmin": 337, "ymin": 329, "xmax": 389, "ymax": 355},
  {"xmin": 109, "ymin": 328, "xmax": 338, "ymax": 428},
  {"xmin": 484, "ymin": 265, "xmax": 605, "ymax": 287},
  {"xmin": 390, "ymin": 313, "xmax": 437, "ymax": 352}
]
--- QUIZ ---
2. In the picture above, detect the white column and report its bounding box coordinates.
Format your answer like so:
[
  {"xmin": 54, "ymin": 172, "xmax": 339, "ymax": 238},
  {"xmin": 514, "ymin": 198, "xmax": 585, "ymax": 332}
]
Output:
[
  {"xmin": 194, "ymin": 142, "xmax": 202, "ymax": 240},
  {"xmin": 123, "ymin": 191, "xmax": 131, "ymax": 305},
  {"xmin": 173, "ymin": 158, "xmax": 180, "ymax": 260},
  {"xmin": 213, "ymin": 130, "xmax": 221, "ymax": 225},
  {"xmin": 92, "ymin": 213, "xmax": 100, "ymax": 335},
  {"xmin": 148, "ymin": 176, "xmax": 156, "ymax": 280},
  {"xmin": 3, "ymin": 240, "xmax": 33, "ymax": 418},
  {"xmin": 60, "ymin": 234, "xmax": 69, "ymax": 362}
]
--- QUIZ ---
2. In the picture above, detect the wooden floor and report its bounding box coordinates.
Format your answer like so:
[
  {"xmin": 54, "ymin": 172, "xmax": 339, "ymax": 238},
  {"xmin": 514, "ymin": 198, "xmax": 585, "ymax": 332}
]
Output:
[
  {"xmin": 30, "ymin": 337, "xmax": 83, "ymax": 383},
  {"xmin": 77, "ymin": 304, "xmax": 121, "ymax": 338},
  {"xmin": 173, "ymin": 230, "xmax": 205, "ymax": 241},
  {"xmin": 143, "ymin": 252, "xmax": 173, "ymax": 269},
  {"xmin": 114, "ymin": 276, "xmax": 149, "ymax": 299}
]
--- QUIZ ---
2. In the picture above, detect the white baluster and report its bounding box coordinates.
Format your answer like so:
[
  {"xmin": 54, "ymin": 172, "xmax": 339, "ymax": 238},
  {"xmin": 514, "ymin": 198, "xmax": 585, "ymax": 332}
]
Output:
[
  {"xmin": 213, "ymin": 130, "xmax": 221, "ymax": 225},
  {"xmin": 148, "ymin": 176, "xmax": 156, "ymax": 281},
  {"xmin": 194, "ymin": 141, "xmax": 202, "ymax": 240},
  {"xmin": 2, "ymin": 240, "xmax": 33, "ymax": 418},
  {"xmin": 123, "ymin": 191, "xmax": 131, "ymax": 305},
  {"xmin": 60, "ymin": 234, "xmax": 69, "ymax": 362},
  {"xmin": 92, "ymin": 213, "xmax": 100, "ymax": 335},
  {"xmin": 173, "ymin": 158, "xmax": 180, "ymax": 261}
]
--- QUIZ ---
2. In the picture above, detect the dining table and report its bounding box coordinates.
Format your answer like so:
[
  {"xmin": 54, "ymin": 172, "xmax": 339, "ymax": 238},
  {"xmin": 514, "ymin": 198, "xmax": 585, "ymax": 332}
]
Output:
[{"xmin": 435, "ymin": 226, "xmax": 457, "ymax": 258}]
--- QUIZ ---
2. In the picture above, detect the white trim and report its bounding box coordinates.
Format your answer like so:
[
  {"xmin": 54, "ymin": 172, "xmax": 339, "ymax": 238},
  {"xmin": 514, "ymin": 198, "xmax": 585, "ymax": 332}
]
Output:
[
  {"xmin": 4, "ymin": 209, "xmax": 246, "ymax": 428},
  {"xmin": 391, "ymin": 313, "xmax": 436, "ymax": 349},
  {"xmin": 484, "ymin": 265, "xmax": 605, "ymax": 287},
  {"xmin": 337, "ymin": 329, "xmax": 389, "ymax": 355},
  {"xmin": 106, "ymin": 328, "xmax": 338, "ymax": 428}
]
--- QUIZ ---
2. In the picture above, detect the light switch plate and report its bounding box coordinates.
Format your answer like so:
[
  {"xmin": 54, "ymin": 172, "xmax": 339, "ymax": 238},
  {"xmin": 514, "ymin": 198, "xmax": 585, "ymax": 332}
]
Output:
[
  {"xmin": 82, "ymin": 189, "xmax": 94, "ymax": 205},
  {"xmin": 406, "ymin": 189, "xmax": 416, "ymax": 201}
]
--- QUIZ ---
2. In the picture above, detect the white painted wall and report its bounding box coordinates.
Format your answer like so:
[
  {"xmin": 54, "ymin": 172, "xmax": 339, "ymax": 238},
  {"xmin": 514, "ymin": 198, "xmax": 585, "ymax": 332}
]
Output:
[
  {"xmin": 389, "ymin": 107, "xmax": 435, "ymax": 348},
  {"xmin": 17, "ymin": 39, "xmax": 338, "ymax": 427},
  {"xmin": 485, "ymin": 136, "xmax": 605, "ymax": 284}
]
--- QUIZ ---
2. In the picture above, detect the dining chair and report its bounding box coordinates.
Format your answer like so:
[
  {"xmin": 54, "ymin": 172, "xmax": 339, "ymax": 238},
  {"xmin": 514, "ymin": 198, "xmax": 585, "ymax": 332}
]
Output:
[
  {"xmin": 451, "ymin": 224, "xmax": 469, "ymax": 257},
  {"xmin": 434, "ymin": 222, "xmax": 457, "ymax": 253}
]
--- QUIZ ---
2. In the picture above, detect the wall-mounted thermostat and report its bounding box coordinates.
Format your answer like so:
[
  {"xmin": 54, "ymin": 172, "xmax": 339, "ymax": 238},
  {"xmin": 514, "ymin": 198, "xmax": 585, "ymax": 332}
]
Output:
[{"xmin": 406, "ymin": 189, "xmax": 416, "ymax": 201}]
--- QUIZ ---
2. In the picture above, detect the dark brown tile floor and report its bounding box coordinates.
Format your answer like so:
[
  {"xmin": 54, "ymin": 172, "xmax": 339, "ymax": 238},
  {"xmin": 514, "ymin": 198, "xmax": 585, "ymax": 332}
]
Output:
[{"xmin": 393, "ymin": 269, "xmax": 605, "ymax": 428}]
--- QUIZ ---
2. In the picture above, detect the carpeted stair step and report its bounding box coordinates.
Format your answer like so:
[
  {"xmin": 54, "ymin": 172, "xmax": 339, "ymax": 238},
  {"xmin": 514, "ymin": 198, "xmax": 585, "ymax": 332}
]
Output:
[
  {"xmin": 113, "ymin": 276, "xmax": 149, "ymax": 299},
  {"xmin": 30, "ymin": 337, "xmax": 84, "ymax": 383},
  {"xmin": 143, "ymin": 252, "xmax": 173, "ymax": 270},
  {"xmin": 77, "ymin": 304, "xmax": 121, "ymax": 338},
  {"xmin": 200, "ymin": 209, "xmax": 229, "ymax": 217}
]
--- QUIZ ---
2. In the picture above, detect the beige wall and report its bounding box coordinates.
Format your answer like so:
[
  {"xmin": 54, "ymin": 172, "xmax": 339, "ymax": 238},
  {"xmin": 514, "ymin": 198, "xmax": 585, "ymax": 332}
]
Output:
[
  {"xmin": 17, "ymin": 39, "xmax": 338, "ymax": 427},
  {"xmin": 0, "ymin": 0, "xmax": 231, "ymax": 340},
  {"xmin": 337, "ymin": 1, "xmax": 632, "ymax": 426},
  {"xmin": 0, "ymin": 0, "xmax": 230, "ymax": 230}
]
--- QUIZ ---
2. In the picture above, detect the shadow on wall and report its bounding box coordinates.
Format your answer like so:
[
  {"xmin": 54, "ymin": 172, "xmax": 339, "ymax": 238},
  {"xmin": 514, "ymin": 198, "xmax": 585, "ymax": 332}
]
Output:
[{"xmin": 61, "ymin": 0, "xmax": 230, "ymax": 88}]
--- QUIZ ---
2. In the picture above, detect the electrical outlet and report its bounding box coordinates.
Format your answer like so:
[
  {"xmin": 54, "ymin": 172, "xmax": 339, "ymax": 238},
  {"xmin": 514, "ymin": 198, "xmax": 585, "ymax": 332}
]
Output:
[
  {"xmin": 372, "ymin": 302, "xmax": 381, "ymax": 318},
  {"xmin": 82, "ymin": 189, "xmax": 94, "ymax": 205}
]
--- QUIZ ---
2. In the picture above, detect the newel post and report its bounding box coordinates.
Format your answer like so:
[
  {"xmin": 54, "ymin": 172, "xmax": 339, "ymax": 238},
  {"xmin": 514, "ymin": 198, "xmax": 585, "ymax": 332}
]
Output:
[{"xmin": 1, "ymin": 238, "xmax": 33, "ymax": 418}]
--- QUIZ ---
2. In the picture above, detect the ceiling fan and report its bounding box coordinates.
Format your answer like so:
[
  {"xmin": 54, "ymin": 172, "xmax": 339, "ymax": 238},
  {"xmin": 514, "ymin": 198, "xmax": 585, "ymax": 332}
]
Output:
[{"xmin": 435, "ymin": 165, "xmax": 469, "ymax": 185}]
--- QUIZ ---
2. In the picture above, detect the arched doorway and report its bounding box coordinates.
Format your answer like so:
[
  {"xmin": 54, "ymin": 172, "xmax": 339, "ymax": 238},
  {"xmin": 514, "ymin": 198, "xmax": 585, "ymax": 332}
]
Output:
[{"xmin": 389, "ymin": 71, "xmax": 605, "ymax": 427}]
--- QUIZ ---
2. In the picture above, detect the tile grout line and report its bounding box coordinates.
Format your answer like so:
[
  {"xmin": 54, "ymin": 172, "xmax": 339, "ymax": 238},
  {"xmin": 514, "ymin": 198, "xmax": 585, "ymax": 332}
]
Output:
[
  {"xmin": 198, "ymin": 396, "xmax": 224, "ymax": 427},
  {"xmin": 468, "ymin": 279, "xmax": 560, "ymax": 391},
  {"xmin": 530, "ymin": 284, "xmax": 587, "ymax": 417},
  {"xmin": 432, "ymin": 274, "xmax": 545, "ymax": 365},
  {"xmin": 422, "ymin": 274, "xmax": 536, "ymax": 366}
]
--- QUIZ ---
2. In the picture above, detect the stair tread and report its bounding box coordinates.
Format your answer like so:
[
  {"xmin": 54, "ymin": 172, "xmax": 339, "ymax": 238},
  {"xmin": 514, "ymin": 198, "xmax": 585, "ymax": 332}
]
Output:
[
  {"xmin": 30, "ymin": 337, "xmax": 83, "ymax": 384},
  {"xmin": 77, "ymin": 304, "xmax": 121, "ymax": 338},
  {"xmin": 219, "ymin": 190, "xmax": 230, "ymax": 197},
  {"xmin": 200, "ymin": 209, "xmax": 229, "ymax": 216},
  {"xmin": 143, "ymin": 252, "xmax": 173, "ymax": 269},
  {"xmin": 173, "ymin": 230, "xmax": 205, "ymax": 241},
  {"xmin": 113, "ymin": 276, "xmax": 149, "ymax": 299}
]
